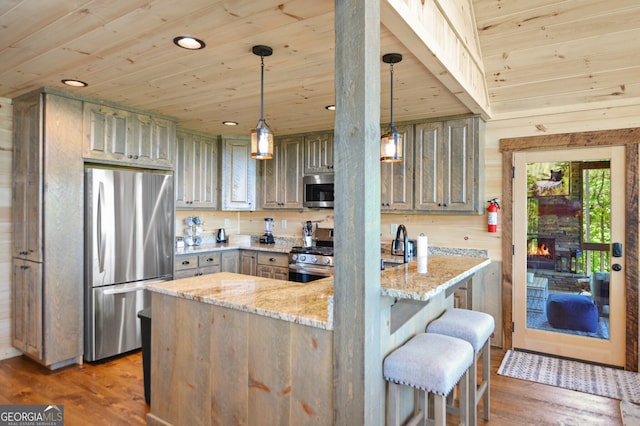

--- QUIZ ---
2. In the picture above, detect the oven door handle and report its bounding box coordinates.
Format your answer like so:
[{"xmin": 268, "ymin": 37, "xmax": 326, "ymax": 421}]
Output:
[{"xmin": 288, "ymin": 263, "xmax": 334, "ymax": 276}]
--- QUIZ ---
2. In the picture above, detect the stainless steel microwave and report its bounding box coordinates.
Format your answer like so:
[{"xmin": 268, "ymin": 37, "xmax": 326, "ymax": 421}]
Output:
[{"xmin": 303, "ymin": 175, "xmax": 334, "ymax": 208}]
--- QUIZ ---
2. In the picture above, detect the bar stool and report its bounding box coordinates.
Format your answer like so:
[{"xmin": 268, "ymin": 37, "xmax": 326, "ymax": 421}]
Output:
[
  {"xmin": 383, "ymin": 333, "xmax": 474, "ymax": 426},
  {"xmin": 426, "ymin": 308, "xmax": 495, "ymax": 425}
]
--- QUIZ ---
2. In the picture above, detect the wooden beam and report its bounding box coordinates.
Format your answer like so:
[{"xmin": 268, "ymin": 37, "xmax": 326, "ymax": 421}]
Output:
[
  {"xmin": 334, "ymin": 0, "xmax": 384, "ymax": 423},
  {"xmin": 381, "ymin": 0, "xmax": 492, "ymax": 119}
]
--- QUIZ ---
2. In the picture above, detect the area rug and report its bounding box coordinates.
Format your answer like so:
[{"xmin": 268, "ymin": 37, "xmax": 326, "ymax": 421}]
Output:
[
  {"xmin": 621, "ymin": 400, "xmax": 640, "ymax": 426},
  {"xmin": 498, "ymin": 350, "xmax": 640, "ymax": 403}
]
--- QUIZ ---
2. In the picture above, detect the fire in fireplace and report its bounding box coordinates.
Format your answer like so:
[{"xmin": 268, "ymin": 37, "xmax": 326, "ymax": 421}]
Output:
[{"xmin": 527, "ymin": 237, "xmax": 555, "ymax": 269}]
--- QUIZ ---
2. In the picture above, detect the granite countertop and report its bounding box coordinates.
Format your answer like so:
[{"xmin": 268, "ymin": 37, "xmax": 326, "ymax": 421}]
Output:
[
  {"xmin": 175, "ymin": 241, "xmax": 293, "ymax": 255},
  {"xmin": 149, "ymin": 254, "xmax": 490, "ymax": 331},
  {"xmin": 379, "ymin": 255, "xmax": 491, "ymax": 301},
  {"xmin": 148, "ymin": 272, "xmax": 334, "ymax": 330}
]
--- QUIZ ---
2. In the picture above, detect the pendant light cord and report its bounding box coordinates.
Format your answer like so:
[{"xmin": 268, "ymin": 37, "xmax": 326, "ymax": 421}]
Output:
[
  {"xmin": 389, "ymin": 63, "xmax": 395, "ymax": 128},
  {"xmin": 260, "ymin": 55, "xmax": 265, "ymax": 122}
]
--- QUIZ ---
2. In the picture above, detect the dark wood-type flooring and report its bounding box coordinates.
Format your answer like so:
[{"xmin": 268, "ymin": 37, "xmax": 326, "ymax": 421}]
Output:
[{"xmin": 0, "ymin": 348, "xmax": 623, "ymax": 425}]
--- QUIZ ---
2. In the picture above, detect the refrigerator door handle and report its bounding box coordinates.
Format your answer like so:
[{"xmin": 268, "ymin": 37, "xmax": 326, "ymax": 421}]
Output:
[
  {"xmin": 102, "ymin": 284, "xmax": 146, "ymax": 295},
  {"xmin": 97, "ymin": 181, "xmax": 106, "ymax": 273}
]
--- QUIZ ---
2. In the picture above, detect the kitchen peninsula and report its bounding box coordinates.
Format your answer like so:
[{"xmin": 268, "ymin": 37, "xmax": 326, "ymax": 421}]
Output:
[{"xmin": 146, "ymin": 255, "xmax": 489, "ymax": 426}]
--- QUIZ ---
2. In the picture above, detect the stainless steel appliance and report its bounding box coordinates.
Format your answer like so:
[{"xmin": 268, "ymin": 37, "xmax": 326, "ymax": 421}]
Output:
[
  {"xmin": 303, "ymin": 175, "xmax": 334, "ymax": 209},
  {"xmin": 289, "ymin": 227, "xmax": 334, "ymax": 283},
  {"xmin": 260, "ymin": 217, "xmax": 275, "ymax": 244},
  {"xmin": 216, "ymin": 228, "xmax": 228, "ymax": 243},
  {"xmin": 84, "ymin": 167, "xmax": 174, "ymax": 361}
]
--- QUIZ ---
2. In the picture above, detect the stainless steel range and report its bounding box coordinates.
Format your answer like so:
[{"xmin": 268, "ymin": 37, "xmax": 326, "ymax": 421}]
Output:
[{"xmin": 288, "ymin": 227, "xmax": 334, "ymax": 283}]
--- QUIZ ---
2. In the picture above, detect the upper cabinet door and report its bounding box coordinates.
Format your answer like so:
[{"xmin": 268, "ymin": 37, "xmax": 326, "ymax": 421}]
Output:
[
  {"xmin": 12, "ymin": 93, "xmax": 43, "ymax": 262},
  {"xmin": 261, "ymin": 136, "xmax": 303, "ymax": 209},
  {"xmin": 440, "ymin": 118, "xmax": 477, "ymax": 212},
  {"xmin": 414, "ymin": 121, "xmax": 442, "ymax": 211},
  {"xmin": 304, "ymin": 132, "xmax": 334, "ymax": 174},
  {"xmin": 220, "ymin": 136, "xmax": 256, "ymax": 211},
  {"xmin": 83, "ymin": 103, "xmax": 131, "ymax": 161},
  {"xmin": 175, "ymin": 129, "xmax": 218, "ymax": 209},
  {"xmin": 414, "ymin": 116, "xmax": 482, "ymax": 214},
  {"xmin": 83, "ymin": 102, "xmax": 175, "ymax": 169},
  {"xmin": 381, "ymin": 124, "xmax": 414, "ymax": 211},
  {"xmin": 131, "ymin": 114, "xmax": 175, "ymax": 169}
]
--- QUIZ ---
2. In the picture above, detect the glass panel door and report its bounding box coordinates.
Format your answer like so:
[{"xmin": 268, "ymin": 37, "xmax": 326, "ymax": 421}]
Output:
[{"xmin": 513, "ymin": 146, "xmax": 625, "ymax": 367}]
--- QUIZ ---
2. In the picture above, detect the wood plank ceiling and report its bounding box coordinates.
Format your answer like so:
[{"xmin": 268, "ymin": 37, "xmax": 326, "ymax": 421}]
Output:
[{"xmin": 1, "ymin": 0, "xmax": 639, "ymax": 136}]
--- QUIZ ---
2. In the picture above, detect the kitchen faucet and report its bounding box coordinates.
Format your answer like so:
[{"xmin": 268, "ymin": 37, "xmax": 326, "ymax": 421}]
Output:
[{"xmin": 394, "ymin": 224, "xmax": 409, "ymax": 263}]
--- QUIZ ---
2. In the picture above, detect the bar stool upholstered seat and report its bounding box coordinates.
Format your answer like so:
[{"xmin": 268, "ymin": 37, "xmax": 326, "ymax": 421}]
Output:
[
  {"xmin": 383, "ymin": 333, "xmax": 474, "ymax": 426},
  {"xmin": 426, "ymin": 308, "xmax": 495, "ymax": 424}
]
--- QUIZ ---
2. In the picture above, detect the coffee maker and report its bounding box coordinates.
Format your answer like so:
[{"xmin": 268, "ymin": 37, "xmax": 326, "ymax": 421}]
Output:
[{"xmin": 259, "ymin": 218, "xmax": 275, "ymax": 244}]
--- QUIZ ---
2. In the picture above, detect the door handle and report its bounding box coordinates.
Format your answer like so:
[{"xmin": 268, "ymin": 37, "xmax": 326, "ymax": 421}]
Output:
[
  {"xmin": 97, "ymin": 181, "xmax": 106, "ymax": 273},
  {"xmin": 612, "ymin": 264, "xmax": 622, "ymax": 272}
]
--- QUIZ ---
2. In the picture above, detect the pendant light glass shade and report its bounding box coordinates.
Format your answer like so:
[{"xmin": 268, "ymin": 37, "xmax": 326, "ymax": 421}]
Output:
[
  {"xmin": 251, "ymin": 45, "xmax": 274, "ymax": 160},
  {"xmin": 380, "ymin": 126, "xmax": 403, "ymax": 162},
  {"xmin": 381, "ymin": 53, "xmax": 403, "ymax": 163},
  {"xmin": 251, "ymin": 119, "xmax": 273, "ymax": 160}
]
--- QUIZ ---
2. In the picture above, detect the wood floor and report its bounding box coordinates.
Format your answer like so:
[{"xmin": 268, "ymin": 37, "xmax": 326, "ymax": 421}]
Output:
[{"xmin": 0, "ymin": 348, "xmax": 624, "ymax": 425}]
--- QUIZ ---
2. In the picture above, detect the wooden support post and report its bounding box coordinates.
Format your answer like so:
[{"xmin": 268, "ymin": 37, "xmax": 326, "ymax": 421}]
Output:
[{"xmin": 334, "ymin": 0, "xmax": 383, "ymax": 424}]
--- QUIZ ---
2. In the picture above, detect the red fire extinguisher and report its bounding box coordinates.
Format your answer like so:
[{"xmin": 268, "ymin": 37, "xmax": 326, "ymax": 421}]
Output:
[{"xmin": 487, "ymin": 198, "xmax": 500, "ymax": 233}]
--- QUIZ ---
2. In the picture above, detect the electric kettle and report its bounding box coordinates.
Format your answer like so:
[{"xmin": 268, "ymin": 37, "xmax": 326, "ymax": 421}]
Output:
[{"xmin": 216, "ymin": 228, "xmax": 228, "ymax": 243}]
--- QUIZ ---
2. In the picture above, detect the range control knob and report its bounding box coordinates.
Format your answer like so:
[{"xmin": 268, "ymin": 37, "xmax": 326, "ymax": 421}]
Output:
[
  {"xmin": 291, "ymin": 254, "xmax": 298, "ymax": 261},
  {"xmin": 311, "ymin": 256, "xmax": 318, "ymax": 263},
  {"xmin": 299, "ymin": 255, "xmax": 306, "ymax": 262},
  {"xmin": 323, "ymin": 257, "xmax": 331, "ymax": 265}
]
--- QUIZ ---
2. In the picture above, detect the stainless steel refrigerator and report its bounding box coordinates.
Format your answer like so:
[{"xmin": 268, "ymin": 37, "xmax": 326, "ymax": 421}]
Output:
[{"xmin": 84, "ymin": 167, "xmax": 174, "ymax": 361}]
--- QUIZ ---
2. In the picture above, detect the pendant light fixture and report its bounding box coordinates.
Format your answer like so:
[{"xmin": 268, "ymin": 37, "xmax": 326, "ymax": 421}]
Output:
[
  {"xmin": 251, "ymin": 45, "xmax": 274, "ymax": 160},
  {"xmin": 380, "ymin": 53, "xmax": 403, "ymax": 162}
]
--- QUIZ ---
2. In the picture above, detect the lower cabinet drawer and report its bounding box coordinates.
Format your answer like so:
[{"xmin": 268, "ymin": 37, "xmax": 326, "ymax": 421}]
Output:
[
  {"xmin": 257, "ymin": 252, "xmax": 288, "ymax": 268},
  {"xmin": 199, "ymin": 253, "xmax": 220, "ymax": 267},
  {"xmin": 175, "ymin": 255, "xmax": 198, "ymax": 271},
  {"xmin": 198, "ymin": 265, "xmax": 221, "ymax": 275},
  {"xmin": 174, "ymin": 268, "xmax": 198, "ymax": 279}
]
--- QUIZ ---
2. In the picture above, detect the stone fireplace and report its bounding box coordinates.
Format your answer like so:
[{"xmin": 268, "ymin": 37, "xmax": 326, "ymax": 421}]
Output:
[{"xmin": 527, "ymin": 191, "xmax": 586, "ymax": 291}]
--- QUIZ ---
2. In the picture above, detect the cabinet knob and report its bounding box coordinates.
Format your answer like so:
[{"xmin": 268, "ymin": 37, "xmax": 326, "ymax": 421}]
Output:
[
  {"xmin": 182, "ymin": 260, "xmax": 190, "ymax": 265},
  {"xmin": 206, "ymin": 257, "xmax": 214, "ymax": 262},
  {"xmin": 269, "ymin": 258, "xmax": 276, "ymax": 262}
]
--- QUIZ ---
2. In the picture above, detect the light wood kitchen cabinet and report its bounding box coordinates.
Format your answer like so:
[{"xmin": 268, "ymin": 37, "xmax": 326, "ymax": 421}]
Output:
[
  {"xmin": 131, "ymin": 113, "xmax": 175, "ymax": 168},
  {"xmin": 12, "ymin": 259, "xmax": 42, "ymax": 359},
  {"xmin": 381, "ymin": 124, "xmax": 414, "ymax": 211},
  {"xmin": 12, "ymin": 90, "xmax": 84, "ymax": 368},
  {"xmin": 414, "ymin": 116, "xmax": 483, "ymax": 214},
  {"xmin": 83, "ymin": 102, "xmax": 175, "ymax": 169},
  {"xmin": 261, "ymin": 136, "xmax": 304, "ymax": 209},
  {"xmin": 12, "ymin": 95, "xmax": 42, "ymax": 262},
  {"xmin": 174, "ymin": 252, "xmax": 221, "ymax": 279},
  {"xmin": 256, "ymin": 252, "xmax": 289, "ymax": 280},
  {"xmin": 304, "ymin": 132, "xmax": 334, "ymax": 174},
  {"xmin": 240, "ymin": 250, "xmax": 258, "ymax": 276},
  {"xmin": 220, "ymin": 136, "xmax": 256, "ymax": 210},
  {"xmin": 175, "ymin": 129, "xmax": 218, "ymax": 209},
  {"xmin": 221, "ymin": 250, "xmax": 240, "ymax": 273}
]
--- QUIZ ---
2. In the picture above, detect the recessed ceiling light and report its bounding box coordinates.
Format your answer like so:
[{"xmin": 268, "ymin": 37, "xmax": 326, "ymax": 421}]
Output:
[
  {"xmin": 173, "ymin": 36, "xmax": 205, "ymax": 50},
  {"xmin": 325, "ymin": 105, "xmax": 336, "ymax": 111},
  {"xmin": 62, "ymin": 79, "xmax": 88, "ymax": 87},
  {"xmin": 223, "ymin": 121, "xmax": 239, "ymax": 126}
]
